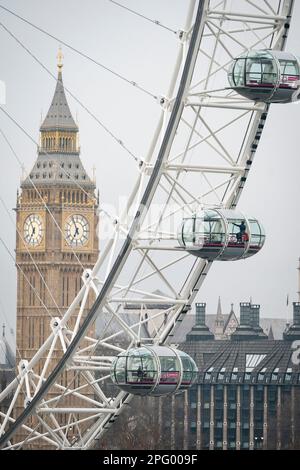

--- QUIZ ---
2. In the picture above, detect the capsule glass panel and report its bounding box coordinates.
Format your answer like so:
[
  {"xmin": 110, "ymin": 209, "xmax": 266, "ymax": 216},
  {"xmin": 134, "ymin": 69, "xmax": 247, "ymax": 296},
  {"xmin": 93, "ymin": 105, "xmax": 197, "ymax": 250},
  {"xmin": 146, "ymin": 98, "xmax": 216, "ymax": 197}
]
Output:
[
  {"xmin": 110, "ymin": 346, "xmax": 198, "ymax": 396},
  {"xmin": 177, "ymin": 209, "xmax": 265, "ymax": 261},
  {"xmin": 248, "ymin": 219, "xmax": 266, "ymax": 256},
  {"xmin": 228, "ymin": 50, "xmax": 300, "ymax": 103},
  {"xmin": 180, "ymin": 352, "xmax": 197, "ymax": 386}
]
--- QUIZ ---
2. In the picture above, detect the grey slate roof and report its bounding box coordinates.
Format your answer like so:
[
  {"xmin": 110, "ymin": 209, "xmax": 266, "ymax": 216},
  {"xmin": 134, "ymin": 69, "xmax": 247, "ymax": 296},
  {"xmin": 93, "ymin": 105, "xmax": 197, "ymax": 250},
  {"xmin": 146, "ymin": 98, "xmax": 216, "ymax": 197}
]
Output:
[
  {"xmin": 179, "ymin": 340, "xmax": 300, "ymax": 384},
  {"xmin": 22, "ymin": 152, "xmax": 95, "ymax": 189},
  {"xmin": 171, "ymin": 314, "xmax": 216, "ymax": 342},
  {"xmin": 40, "ymin": 70, "xmax": 78, "ymax": 132},
  {"xmin": 22, "ymin": 68, "xmax": 94, "ymax": 189}
]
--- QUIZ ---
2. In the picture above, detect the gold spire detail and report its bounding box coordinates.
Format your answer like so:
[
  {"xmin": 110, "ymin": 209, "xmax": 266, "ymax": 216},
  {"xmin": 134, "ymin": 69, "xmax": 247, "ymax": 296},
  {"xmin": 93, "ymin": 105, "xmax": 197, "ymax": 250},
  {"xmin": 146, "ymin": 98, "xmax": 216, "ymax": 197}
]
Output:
[{"xmin": 57, "ymin": 46, "xmax": 64, "ymax": 70}]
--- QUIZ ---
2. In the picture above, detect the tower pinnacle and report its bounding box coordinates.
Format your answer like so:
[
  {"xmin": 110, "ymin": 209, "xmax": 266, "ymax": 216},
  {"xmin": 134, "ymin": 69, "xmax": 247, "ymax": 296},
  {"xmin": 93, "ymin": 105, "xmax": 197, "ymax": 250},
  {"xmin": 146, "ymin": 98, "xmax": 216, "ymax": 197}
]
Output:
[
  {"xmin": 214, "ymin": 297, "xmax": 225, "ymax": 339},
  {"xmin": 57, "ymin": 46, "xmax": 63, "ymax": 70},
  {"xmin": 216, "ymin": 296, "xmax": 223, "ymax": 319}
]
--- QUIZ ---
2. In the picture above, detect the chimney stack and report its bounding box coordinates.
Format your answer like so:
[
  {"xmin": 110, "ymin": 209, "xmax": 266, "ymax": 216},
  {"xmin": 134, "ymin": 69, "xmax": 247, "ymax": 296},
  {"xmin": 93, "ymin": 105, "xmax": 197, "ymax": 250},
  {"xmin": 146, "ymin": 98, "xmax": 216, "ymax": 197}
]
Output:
[
  {"xmin": 240, "ymin": 302, "xmax": 252, "ymax": 327},
  {"xmin": 195, "ymin": 303, "xmax": 206, "ymax": 327},
  {"xmin": 283, "ymin": 302, "xmax": 300, "ymax": 341},
  {"xmin": 251, "ymin": 304, "xmax": 260, "ymax": 328},
  {"xmin": 186, "ymin": 303, "xmax": 214, "ymax": 341},
  {"xmin": 250, "ymin": 304, "xmax": 267, "ymax": 339},
  {"xmin": 231, "ymin": 303, "xmax": 258, "ymax": 341},
  {"xmin": 293, "ymin": 302, "xmax": 300, "ymax": 325}
]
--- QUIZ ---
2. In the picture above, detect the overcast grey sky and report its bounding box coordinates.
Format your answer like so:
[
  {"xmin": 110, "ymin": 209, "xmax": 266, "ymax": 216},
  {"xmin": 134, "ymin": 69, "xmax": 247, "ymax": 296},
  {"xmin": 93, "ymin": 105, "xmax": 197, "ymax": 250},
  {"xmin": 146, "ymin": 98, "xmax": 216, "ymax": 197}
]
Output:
[{"xmin": 0, "ymin": 1, "xmax": 300, "ymax": 347}]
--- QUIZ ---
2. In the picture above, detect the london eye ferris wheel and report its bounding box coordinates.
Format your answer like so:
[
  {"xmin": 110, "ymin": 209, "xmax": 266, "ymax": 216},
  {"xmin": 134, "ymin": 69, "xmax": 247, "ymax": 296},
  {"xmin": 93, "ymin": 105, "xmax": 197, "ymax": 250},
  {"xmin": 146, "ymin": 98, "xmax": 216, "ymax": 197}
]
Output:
[{"xmin": 0, "ymin": 0, "xmax": 299, "ymax": 449}]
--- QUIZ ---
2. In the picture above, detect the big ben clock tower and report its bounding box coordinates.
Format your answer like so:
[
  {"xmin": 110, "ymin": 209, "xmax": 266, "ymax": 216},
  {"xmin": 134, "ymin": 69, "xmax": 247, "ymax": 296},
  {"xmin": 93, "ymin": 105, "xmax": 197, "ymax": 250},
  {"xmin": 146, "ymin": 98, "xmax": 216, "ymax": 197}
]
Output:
[{"xmin": 16, "ymin": 50, "xmax": 99, "ymax": 379}]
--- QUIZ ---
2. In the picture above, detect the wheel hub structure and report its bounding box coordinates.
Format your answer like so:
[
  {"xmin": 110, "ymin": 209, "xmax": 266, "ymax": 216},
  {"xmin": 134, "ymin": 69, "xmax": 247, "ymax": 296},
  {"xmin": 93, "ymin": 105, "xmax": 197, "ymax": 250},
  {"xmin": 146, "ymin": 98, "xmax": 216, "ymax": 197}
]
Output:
[{"xmin": 0, "ymin": 0, "xmax": 296, "ymax": 449}]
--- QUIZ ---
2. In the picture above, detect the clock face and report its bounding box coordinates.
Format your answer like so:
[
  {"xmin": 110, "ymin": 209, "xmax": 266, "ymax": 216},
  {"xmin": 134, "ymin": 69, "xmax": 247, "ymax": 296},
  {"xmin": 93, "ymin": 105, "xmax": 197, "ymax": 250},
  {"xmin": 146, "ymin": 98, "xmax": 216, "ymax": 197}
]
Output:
[
  {"xmin": 23, "ymin": 214, "xmax": 44, "ymax": 247},
  {"xmin": 65, "ymin": 214, "xmax": 90, "ymax": 247}
]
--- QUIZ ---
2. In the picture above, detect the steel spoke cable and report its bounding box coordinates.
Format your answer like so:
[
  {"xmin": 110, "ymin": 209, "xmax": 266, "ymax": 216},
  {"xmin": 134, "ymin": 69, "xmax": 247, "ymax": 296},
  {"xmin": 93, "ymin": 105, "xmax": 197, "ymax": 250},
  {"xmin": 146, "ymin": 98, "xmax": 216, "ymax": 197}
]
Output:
[
  {"xmin": 107, "ymin": 0, "xmax": 177, "ymax": 34},
  {"xmin": 0, "ymin": 20, "xmax": 139, "ymax": 163},
  {"xmin": 0, "ymin": 3, "xmax": 158, "ymax": 100},
  {"xmin": 262, "ymin": 0, "xmax": 277, "ymax": 15}
]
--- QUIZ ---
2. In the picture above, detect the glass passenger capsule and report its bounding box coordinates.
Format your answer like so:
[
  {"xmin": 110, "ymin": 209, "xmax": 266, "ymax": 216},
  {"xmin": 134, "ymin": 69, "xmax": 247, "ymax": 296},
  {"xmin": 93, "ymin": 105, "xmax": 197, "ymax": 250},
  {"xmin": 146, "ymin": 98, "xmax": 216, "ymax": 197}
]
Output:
[
  {"xmin": 228, "ymin": 50, "xmax": 300, "ymax": 103},
  {"xmin": 177, "ymin": 209, "xmax": 265, "ymax": 261},
  {"xmin": 110, "ymin": 345, "xmax": 198, "ymax": 396}
]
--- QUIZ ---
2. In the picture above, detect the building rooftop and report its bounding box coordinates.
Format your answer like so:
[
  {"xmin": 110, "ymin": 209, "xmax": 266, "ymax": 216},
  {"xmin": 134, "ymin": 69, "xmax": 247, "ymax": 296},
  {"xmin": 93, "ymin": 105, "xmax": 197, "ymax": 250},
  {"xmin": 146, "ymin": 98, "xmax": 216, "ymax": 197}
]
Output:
[
  {"xmin": 22, "ymin": 152, "xmax": 94, "ymax": 189},
  {"xmin": 179, "ymin": 339, "xmax": 300, "ymax": 384},
  {"xmin": 171, "ymin": 313, "xmax": 292, "ymax": 342}
]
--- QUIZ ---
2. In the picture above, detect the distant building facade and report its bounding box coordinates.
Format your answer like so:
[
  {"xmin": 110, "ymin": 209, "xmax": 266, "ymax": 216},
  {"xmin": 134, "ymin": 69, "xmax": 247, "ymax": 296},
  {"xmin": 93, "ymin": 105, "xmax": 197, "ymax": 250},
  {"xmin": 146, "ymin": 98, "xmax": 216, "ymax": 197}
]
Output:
[{"xmin": 99, "ymin": 302, "xmax": 300, "ymax": 450}]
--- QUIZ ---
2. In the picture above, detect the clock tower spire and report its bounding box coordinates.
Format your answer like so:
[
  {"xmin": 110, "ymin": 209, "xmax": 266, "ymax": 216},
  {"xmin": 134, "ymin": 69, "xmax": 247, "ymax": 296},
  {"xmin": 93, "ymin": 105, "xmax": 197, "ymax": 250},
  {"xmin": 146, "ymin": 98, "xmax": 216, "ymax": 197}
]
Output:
[
  {"xmin": 22, "ymin": 48, "xmax": 93, "ymax": 189},
  {"xmin": 15, "ymin": 51, "xmax": 99, "ymax": 447}
]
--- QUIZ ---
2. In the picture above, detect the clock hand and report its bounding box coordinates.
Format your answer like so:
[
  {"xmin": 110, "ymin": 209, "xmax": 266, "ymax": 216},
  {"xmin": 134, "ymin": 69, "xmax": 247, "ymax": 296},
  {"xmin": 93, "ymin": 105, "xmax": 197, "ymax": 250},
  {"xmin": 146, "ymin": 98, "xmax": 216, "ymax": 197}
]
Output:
[
  {"xmin": 29, "ymin": 230, "xmax": 35, "ymax": 243},
  {"xmin": 26, "ymin": 220, "xmax": 35, "ymax": 241},
  {"xmin": 71, "ymin": 216, "xmax": 78, "ymax": 237},
  {"xmin": 72, "ymin": 226, "xmax": 80, "ymax": 240},
  {"xmin": 71, "ymin": 215, "xmax": 81, "ymax": 239},
  {"xmin": 29, "ymin": 218, "xmax": 35, "ymax": 236}
]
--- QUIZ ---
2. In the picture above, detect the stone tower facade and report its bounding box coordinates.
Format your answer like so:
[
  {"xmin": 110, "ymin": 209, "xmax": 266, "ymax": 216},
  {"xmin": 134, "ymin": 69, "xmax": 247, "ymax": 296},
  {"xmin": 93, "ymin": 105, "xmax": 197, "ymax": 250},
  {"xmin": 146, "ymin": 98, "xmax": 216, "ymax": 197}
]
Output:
[{"xmin": 15, "ymin": 52, "xmax": 99, "ymax": 444}]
